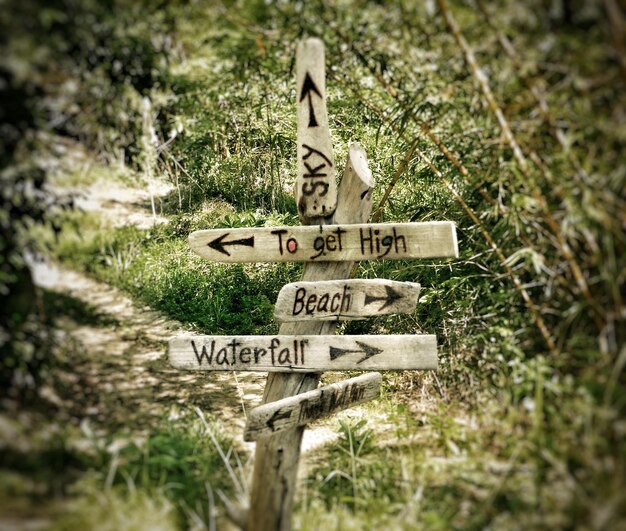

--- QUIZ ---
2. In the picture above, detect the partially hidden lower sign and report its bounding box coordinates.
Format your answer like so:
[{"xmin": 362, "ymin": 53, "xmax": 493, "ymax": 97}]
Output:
[
  {"xmin": 244, "ymin": 373, "xmax": 382, "ymax": 441},
  {"xmin": 168, "ymin": 334, "xmax": 437, "ymax": 371},
  {"xmin": 188, "ymin": 221, "xmax": 458, "ymax": 263},
  {"xmin": 275, "ymin": 279, "xmax": 421, "ymax": 321}
]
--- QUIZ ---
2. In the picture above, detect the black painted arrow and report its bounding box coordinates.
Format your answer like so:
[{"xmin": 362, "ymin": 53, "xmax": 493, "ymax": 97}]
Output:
[
  {"xmin": 267, "ymin": 408, "xmax": 292, "ymax": 432},
  {"xmin": 364, "ymin": 285, "xmax": 403, "ymax": 311},
  {"xmin": 207, "ymin": 233, "xmax": 254, "ymax": 256},
  {"xmin": 329, "ymin": 341, "xmax": 384, "ymax": 364},
  {"xmin": 299, "ymin": 72, "xmax": 322, "ymax": 128}
]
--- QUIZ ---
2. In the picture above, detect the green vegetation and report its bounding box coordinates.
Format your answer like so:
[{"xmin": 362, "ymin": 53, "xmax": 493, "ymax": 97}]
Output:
[
  {"xmin": 1, "ymin": 404, "xmax": 243, "ymax": 529},
  {"xmin": 2, "ymin": 0, "xmax": 624, "ymax": 528}
]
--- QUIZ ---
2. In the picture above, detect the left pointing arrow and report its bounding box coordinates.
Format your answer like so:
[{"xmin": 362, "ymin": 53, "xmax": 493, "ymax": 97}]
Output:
[
  {"xmin": 267, "ymin": 409, "xmax": 292, "ymax": 432},
  {"xmin": 208, "ymin": 233, "xmax": 255, "ymax": 256}
]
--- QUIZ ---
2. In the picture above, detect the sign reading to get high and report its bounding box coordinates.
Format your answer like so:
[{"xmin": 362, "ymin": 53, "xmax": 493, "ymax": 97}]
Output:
[{"xmin": 189, "ymin": 221, "xmax": 458, "ymax": 263}]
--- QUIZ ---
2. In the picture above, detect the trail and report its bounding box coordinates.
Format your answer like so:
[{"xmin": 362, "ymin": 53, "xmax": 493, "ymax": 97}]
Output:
[
  {"xmin": 31, "ymin": 257, "xmax": 265, "ymax": 436},
  {"xmin": 29, "ymin": 174, "xmax": 340, "ymax": 452}
]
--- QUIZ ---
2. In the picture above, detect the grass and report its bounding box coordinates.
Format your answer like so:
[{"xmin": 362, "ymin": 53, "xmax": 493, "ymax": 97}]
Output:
[
  {"xmin": 298, "ymin": 382, "xmax": 626, "ymax": 529},
  {"xmin": 0, "ymin": 404, "xmax": 245, "ymax": 530}
]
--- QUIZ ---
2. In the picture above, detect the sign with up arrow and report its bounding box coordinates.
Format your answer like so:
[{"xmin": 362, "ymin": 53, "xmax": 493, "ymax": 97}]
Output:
[
  {"xmin": 296, "ymin": 38, "xmax": 336, "ymax": 219},
  {"xmin": 274, "ymin": 279, "xmax": 421, "ymax": 321},
  {"xmin": 168, "ymin": 334, "xmax": 437, "ymax": 371}
]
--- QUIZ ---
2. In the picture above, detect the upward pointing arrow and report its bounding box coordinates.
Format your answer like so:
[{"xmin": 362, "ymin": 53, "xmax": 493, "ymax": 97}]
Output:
[
  {"xmin": 329, "ymin": 341, "xmax": 384, "ymax": 364},
  {"xmin": 299, "ymin": 72, "xmax": 322, "ymax": 128},
  {"xmin": 363, "ymin": 285, "xmax": 403, "ymax": 311}
]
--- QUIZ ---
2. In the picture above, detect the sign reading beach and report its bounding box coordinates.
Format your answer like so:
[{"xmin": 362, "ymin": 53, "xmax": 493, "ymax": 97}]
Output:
[{"xmin": 274, "ymin": 279, "xmax": 421, "ymax": 321}]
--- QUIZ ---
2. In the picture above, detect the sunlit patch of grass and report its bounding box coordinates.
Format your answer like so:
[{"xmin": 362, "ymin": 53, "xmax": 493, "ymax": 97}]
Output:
[
  {"xmin": 1, "ymin": 409, "xmax": 246, "ymax": 529},
  {"xmin": 52, "ymin": 486, "xmax": 179, "ymax": 531},
  {"xmin": 298, "ymin": 383, "xmax": 626, "ymax": 529},
  {"xmin": 48, "ymin": 163, "xmax": 136, "ymax": 189}
]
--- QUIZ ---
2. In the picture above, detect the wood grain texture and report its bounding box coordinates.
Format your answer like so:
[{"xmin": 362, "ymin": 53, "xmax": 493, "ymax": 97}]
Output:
[
  {"xmin": 275, "ymin": 279, "xmax": 421, "ymax": 321},
  {"xmin": 188, "ymin": 221, "xmax": 458, "ymax": 263},
  {"xmin": 296, "ymin": 38, "xmax": 337, "ymax": 220},
  {"xmin": 246, "ymin": 143, "xmax": 374, "ymax": 531},
  {"xmin": 244, "ymin": 373, "xmax": 382, "ymax": 441},
  {"xmin": 168, "ymin": 334, "xmax": 437, "ymax": 371}
]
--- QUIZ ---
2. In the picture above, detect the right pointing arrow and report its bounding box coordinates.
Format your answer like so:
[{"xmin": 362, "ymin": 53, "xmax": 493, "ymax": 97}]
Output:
[
  {"xmin": 364, "ymin": 285, "xmax": 403, "ymax": 311},
  {"xmin": 329, "ymin": 341, "xmax": 384, "ymax": 364}
]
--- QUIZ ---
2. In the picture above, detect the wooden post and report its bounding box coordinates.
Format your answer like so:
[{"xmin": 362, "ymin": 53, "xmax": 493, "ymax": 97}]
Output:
[{"xmin": 245, "ymin": 143, "xmax": 374, "ymax": 531}]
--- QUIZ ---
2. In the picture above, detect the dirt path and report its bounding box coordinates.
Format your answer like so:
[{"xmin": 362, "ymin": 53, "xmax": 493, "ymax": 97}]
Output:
[
  {"xmin": 29, "ymin": 175, "xmax": 339, "ymax": 453},
  {"xmin": 31, "ymin": 257, "xmax": 266, "ymax": 438}
]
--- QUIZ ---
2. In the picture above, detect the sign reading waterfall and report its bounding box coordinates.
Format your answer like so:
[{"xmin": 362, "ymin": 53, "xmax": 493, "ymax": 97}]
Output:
[{"xmin": 168, "ymin": 334, "xmax": 437, "ymax": 371}]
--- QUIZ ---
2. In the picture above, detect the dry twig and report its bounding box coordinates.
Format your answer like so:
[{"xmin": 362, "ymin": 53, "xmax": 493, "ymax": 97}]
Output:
[{"xmin": 437, "ymin": 0, "xmax": 604, "ymax": 333}]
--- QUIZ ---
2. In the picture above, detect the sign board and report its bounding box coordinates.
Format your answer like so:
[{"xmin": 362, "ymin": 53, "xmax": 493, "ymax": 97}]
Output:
[
  {"xmin": 296, "ymin": 38, "xmax": 337, "ymax": 219},
  {"xmin": 244, "ymin": 373, "xmax": 382, "ymax": 441},
  {"xmin": 188, "ymin": 221, "xmax": 458, "ymax": 263},
  {"xmin": 275, "ymin": 279, "xmax": 421, "ymax": 321},
  {"xmin": 168, "ymin": 334, "xmax": 437, "ymax": 372}
]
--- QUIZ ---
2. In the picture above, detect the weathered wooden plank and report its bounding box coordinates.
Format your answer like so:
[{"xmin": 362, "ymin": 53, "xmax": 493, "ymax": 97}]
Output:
[
  {"xmin": 244, "ymin": 373, "xmax": 382, "ymax": 441},
  {"xmin": 275, "ymin": 279, "xmax": 421, "ymax": 321},
  {"xmin": 296, "ymin": 38, "xmax": 337, "ymax": 220},
  {"xmin": 246, "ymin": 143, "xmax": 374, "ymax": 531},
  {"xmin": 188, "ymin": 221, "xmax": 458, "ymax": 263},
  {"xmin": 168, "ymin": 334, "xmax": 437, "ymax": 372}
]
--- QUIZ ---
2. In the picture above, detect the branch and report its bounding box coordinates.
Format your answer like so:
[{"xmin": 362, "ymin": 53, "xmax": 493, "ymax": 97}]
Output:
[{"xmin": 437, "ymin": 0, "xmax": 604, "ymax": 333}]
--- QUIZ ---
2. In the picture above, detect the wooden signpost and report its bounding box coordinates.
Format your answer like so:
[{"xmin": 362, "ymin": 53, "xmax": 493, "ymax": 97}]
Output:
[
  {"xmin": 165, "ymin": 37, "xmax": 459, "ymax": 531},
  {"xmin": 244, "ymin": 373, "xmax": 382, "ymax": 441},
  {"xmin": 275, "ymin": 279, "xmax": 421, "ymax": 321},
  {"xmin": 169, "ymin": 334, "xmax": 437, "ymax": 371},
  {"xmin": 188, "ymin": 221, "xmax": 458, "ymax": 263}
]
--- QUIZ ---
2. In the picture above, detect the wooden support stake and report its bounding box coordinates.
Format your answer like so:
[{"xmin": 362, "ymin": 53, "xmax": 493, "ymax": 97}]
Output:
[{"xmin": 245, "ymin": 143, "xmax": 374, "ymax": 531}]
